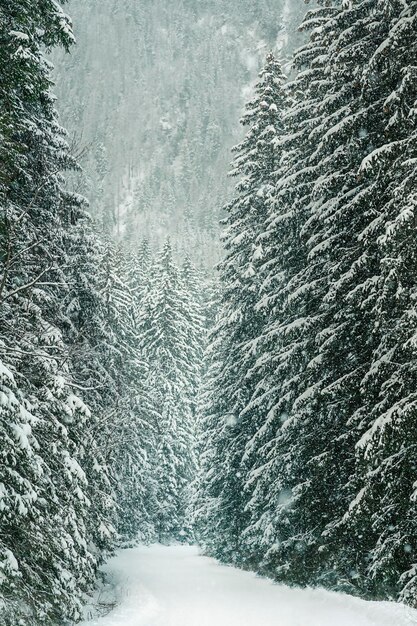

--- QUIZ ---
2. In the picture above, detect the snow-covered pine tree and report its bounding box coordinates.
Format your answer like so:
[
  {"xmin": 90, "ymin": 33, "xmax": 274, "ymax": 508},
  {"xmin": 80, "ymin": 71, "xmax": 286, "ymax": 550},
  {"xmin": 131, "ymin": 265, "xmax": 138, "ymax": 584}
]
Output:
[
  {"xmin": 245, "ymin": 0, "xmax": 417, "ymax": 604},
  {"xmin": 246, "ymin": 1, "xmax": 371, "ymax": 588},
  {"xmin": 242, "ymin": 1, "xmax": 387, "ymax": 590},
  {"xmin": 135, "ymin": 238, "xmax": 153, "ymax": 299},
  {"xmin": 0, "ymin": 359, "xmax": 44, "ymax": 623},
  {"xmin": 192, "ymin": 271, "xmax": 221, "ymax": 546},
  {"xmin": 0, "ymin": 2, "xmax": 105, "ymax": 621},
  {"xmin": 194, "ymin": 315, "xmax": 239, "ymax": 559},
  {"xmin": 334, "ymin": 0, "xmax": 417, "ymax": 603},
  {"xmin": 137, "ymin": 240, "xmax": 199, "ymax": 543},
  {"xmin": 181, "ymin": 255, "xmax": 205, "ymax": 419},
  {"xmin": 62, "ymin": 214, "xmax": 118, "ymax": 554},
  {"xmin": 236, "ymin": 48, "xmax": 319, "ymax": 572},
  {"xmin": 94, "ymin": 238, "xmax": 156, "ymax": 544},
  {"xmin": 198, "ymin": 53, "xmax": 289, "ymax": 565},
  {"xmin": 180, "ymin": 255, "xmax": 208, "ymax": 529}
]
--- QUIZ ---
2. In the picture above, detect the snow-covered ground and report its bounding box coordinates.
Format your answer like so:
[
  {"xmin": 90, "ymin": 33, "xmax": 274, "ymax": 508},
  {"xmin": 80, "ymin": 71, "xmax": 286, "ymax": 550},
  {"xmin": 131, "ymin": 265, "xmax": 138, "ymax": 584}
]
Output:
[{"xmin": 80, "ymin": 545, "xmax": 417, "ymax": 626}]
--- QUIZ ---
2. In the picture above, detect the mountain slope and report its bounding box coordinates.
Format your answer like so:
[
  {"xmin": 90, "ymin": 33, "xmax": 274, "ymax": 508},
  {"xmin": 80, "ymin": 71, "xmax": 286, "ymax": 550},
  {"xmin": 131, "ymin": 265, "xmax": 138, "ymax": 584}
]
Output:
[{"xmin": 52, "ymin": 0, "xmax": 306, "ymax": 266}]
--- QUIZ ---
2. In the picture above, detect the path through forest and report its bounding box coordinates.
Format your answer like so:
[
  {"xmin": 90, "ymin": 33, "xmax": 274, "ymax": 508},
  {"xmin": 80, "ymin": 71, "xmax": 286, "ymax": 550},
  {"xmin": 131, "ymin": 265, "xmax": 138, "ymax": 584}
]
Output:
[{"xmin": 80, "ymin": 545, "xmax": 417, "ymax": 626}]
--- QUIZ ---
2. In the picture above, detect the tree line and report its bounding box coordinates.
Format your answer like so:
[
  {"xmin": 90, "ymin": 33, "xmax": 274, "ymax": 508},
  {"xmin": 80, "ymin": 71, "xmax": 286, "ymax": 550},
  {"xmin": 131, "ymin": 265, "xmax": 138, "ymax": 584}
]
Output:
[
  {"xmin": 197, "ymin": 0, "xmax": 417, "ymax": 606},
  {"xmin": 0, "ymin": 3, "xmax": 206, "ymax": 622}
]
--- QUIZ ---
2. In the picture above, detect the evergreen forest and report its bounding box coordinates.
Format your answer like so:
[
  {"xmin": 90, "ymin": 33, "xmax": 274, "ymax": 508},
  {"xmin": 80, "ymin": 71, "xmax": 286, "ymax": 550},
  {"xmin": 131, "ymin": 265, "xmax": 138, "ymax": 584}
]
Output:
[{"xmin": 1, "ymin": 1, "xmax": 417, "ymax": 623}]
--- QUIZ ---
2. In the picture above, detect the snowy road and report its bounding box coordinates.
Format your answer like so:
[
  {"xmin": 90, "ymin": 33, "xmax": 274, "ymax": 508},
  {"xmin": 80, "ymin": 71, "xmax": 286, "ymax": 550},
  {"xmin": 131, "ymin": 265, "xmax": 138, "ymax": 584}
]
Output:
[{"xmin": 81, "ymin": 545, "xmax": 417, "ymax": 626}]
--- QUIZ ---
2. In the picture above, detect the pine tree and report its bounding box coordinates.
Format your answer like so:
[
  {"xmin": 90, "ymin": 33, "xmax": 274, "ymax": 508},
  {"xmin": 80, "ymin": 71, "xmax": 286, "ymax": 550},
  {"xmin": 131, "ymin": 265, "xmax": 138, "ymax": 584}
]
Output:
[
  {"xmin": 0, "ymin": 359, "xmax": 45, "ymax": 623},
  {"xmin": 198, "ymin": 53, "xmax": 290, "ymax": 565},
  {"xmin": 62, "ymin": 217, "xmax": 118, "ymax": 555},
  {"xmin": 181, "ymin": 255, "xmax": 205, "ymax": 421},
  {"xmin": 238, "ymin": 1, "xmax": 381, "ymax": 588},
  {"xmin": 0, "ymin": 3, "xmax": 115, "ymax": 621},
  {"xmin": 137, "ymin": 240, "xmax": 200, "ymax": 543},
  {"xmin": 242, "ymin": 0, "xmax": 417, "ymax": 603},
  {"xmin": 334, "ymin": 0, "xmax": 417, "ymax": 602}
]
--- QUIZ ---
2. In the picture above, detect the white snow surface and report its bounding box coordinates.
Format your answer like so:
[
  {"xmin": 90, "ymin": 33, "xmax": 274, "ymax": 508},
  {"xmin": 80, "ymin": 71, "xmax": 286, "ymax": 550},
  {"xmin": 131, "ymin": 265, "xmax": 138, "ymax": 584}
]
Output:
[{"xmin": 81, "ymin": 545, "xmax": 417, "ymax": 626}]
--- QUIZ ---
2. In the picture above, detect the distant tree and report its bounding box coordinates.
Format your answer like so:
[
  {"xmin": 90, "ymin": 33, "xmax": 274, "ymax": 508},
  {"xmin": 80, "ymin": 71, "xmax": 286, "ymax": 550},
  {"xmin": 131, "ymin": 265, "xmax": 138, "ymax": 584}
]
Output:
[{"xmin": 137, "ymin": 240, "xmax": 202, "ymax": 542}]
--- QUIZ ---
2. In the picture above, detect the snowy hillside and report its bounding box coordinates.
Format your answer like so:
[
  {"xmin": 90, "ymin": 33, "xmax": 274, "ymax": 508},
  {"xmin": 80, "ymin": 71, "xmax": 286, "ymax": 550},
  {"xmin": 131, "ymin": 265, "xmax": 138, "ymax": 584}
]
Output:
[{"xmin": 52, "ymin": 0, "xmax": 306, "ymax": 266}]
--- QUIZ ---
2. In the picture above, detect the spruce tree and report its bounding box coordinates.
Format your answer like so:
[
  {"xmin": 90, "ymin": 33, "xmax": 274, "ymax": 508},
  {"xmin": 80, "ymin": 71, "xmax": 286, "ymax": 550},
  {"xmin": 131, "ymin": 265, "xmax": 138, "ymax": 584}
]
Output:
[
  {"xmin": 61, "ymin": 213, "xmax": 117, "ymax": 556},
  {"xmin": 240, "ymin": 1, "xmax": 383, "ymax": 588},
  {"xmin": 0, "ymin": 3, "xmax": 113, "ymax": 621},
  {"xmin": 100, "ymin": 240, "xmax": 156, "ymax": 543},
  {"xmin": 198, "ymin": 53, "xmax": 289, "ymax": 565},
  {"xmin": 336, "ymin": 0, "xmax": 417, "ymax": 602},
  {"xmin": 137, "ymin": 240, "xmax": 199, "ymax": 543},
  {"xmin": 243, "ymin": 0, "xmax": 417, "ymax": 603}
]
